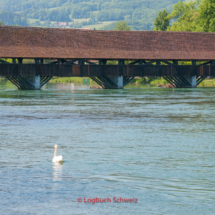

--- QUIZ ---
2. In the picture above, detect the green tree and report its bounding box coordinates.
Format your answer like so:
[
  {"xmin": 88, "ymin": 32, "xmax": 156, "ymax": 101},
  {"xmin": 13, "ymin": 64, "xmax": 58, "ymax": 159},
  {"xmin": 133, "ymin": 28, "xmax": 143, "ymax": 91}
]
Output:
[
  {"xmin": 154, "ymin": 0, "xmax": 215, "ymax": 33},
  {"xmin": 0, "ymin": 20, "xmax": 4, "ymax": 25},
  {"xmin": 154, "ymin": 9, "xmax": 169, "ymax": 31},
  {"xmin": 166, "ymin": 0, "xmax": 200, "ymax": 32},
  {"xmin": 114, "ymin": 21, "xmax": 130, "ymax": 31},
  {"xmin": 199, "ymin": 0, "xmax": 215, "ymax": 32}
]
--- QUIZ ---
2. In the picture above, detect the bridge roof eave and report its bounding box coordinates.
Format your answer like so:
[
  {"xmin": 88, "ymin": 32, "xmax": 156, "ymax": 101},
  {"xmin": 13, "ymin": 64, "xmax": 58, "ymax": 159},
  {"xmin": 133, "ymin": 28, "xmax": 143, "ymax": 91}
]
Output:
[{"xmin": 0, "ymin": 57, "xmax": 215, "ymax": 62}]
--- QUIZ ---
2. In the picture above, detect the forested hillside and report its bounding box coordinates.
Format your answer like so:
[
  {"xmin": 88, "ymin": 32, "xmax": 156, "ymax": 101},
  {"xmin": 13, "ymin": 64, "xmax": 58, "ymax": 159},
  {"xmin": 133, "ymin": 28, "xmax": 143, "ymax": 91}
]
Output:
[
  {"xmin": 0, "ymin": 0, "xmax": 179, "ymax": 30},
  {"xmin": 0, "ymin": 9, "xmax": 28, "ymax": 25}
]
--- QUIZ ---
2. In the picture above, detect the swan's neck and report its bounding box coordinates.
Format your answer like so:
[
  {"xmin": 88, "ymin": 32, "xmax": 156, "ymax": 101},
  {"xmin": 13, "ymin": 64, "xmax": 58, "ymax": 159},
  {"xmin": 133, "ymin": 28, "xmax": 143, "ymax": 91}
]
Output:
[{"xmin": 54, "ymin": 147, "xmax": 58, "ymax": 157}]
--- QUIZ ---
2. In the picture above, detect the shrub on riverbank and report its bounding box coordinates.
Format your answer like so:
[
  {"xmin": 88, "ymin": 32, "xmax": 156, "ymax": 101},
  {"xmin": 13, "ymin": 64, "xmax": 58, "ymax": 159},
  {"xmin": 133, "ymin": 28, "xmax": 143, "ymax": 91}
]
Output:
[
  {"xmin": 2, "ymin": 76, "xmax": 215, "ymax": 87},
  {"xmin": 49, "ymin": 77, "xmax": 169, "ymax": 86},
  {"xmin": 49, "ymin": 77, "xmax": 84, "ymax": 84},
  {"xmin": 49, "ymin": 77, "xmax": 215, "ymax": 87},
  {"xmin": 130, "ymin": 77, "xmax": 168, "ymax": 86},
  {"xmin": 199, "ymin": 79, "xmax": 215, "ymax": 87}
]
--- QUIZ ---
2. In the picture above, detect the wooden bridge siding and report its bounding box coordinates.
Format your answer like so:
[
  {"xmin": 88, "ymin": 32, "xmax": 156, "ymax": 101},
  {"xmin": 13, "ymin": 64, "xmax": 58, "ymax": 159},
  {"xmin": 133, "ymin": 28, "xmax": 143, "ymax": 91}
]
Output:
[{"xmin": 0, "ymin": 64, "xmax": 215, "ymax": 77}]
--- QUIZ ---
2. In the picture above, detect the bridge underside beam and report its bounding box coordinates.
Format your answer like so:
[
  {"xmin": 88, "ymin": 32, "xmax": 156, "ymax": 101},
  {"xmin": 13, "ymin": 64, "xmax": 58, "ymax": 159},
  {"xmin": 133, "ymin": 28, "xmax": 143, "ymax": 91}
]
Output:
[
  {"xmin": 163, "ymin": 76, "xmax": 207, "ymax": 88},
  {"xmin": 90, "ymin": 76, "xmax": 134, "ymax": 89},
  {"xmin": 5, "ymin": 75, "xmax": 52, "ymax": 90}
]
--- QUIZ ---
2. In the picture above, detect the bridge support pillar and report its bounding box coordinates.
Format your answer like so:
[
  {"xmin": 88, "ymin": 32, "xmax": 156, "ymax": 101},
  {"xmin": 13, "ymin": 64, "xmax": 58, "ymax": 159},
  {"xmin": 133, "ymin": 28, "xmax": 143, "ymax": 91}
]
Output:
[
  {"xmin": 6, "ymin": 75, "xmax": 53, "ymax": 90},
  {"xmin": 90, "ymin": 59, "xmax": 132, "ymax": 89},
  {"xmin": 163, "ymin": 75, "xmax": 206, "ymax": 88},
  {"xmin": 184, "ymin": 76, "xmax": 196, "ymax": 87},
  {"xmin": 163, "ymin": 60, "xmax": 201, "ymax": 88},
  {"xmin": 108, "ymin": 76, "xmax": 123, "ymax": 89},
  {"xmin": 90, "ymin": 76, "xmax": 124, "ymax": 89},
  {"xmin": 23, "ymin": 75, "xmax": 41, "ymax": 90}
]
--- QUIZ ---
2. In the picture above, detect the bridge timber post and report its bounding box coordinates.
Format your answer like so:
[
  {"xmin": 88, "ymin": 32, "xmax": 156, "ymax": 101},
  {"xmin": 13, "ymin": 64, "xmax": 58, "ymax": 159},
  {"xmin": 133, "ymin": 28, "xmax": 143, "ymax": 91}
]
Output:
[
  {"xmin": 16, "ymin": 58, "xmax": 41, "ymax": 90},
  {"xmin": 4, "ymin": 58, "xmax": 52, "ymax": 90},
  {"xmin": 20, "ymin": 58, "xmax": 41, "ymax": 90},
  {"xmin": 106, "ymin": 60, "xmax": 124, "ymax": 89},
  {"xmin": 90, "ymin": 59, "xmax": 124, "ymax": 89},
  {"xmin": 91, "ymin": 59, "xmax": 136, "ymax": 89},
  {"xmin": 183, "ymin": 60, "xmax": 197, "ymax": 88},
  {"xmin": 162, "ymin": 60, "xmax": 204, "ymax": 88}
]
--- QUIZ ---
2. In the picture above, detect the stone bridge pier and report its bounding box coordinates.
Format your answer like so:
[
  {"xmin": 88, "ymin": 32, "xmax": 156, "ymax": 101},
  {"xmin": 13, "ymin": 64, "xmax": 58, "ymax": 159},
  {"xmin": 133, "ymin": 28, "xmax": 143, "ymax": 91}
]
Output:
[
  {"xmin": 5, "ymin": 58, "xmax": 52, "ymax": 90},
  {"xmin": 22, "ymin": 75, "xmax": 40, "ymax": 90},
  {"xmin": 90, "ymin": 60, "xmax": 134, "ymax": 89},
  {"xmin": 163, "ymin": 60, "xmax": 207, "ymax": 88},
  {"xmin": 107, "ymin": 76, "xmax": 123, "ymax": 89},
  {"xmin": 6, "ymin": 74, "xmax": 52, "ymax": 90}
]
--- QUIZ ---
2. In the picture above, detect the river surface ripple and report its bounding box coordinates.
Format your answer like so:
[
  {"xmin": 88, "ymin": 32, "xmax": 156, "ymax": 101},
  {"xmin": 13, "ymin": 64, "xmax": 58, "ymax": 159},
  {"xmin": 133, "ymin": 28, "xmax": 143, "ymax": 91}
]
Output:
[{"xmin": 0, "ymin": 82, "xmax": 215, "ymax": 215}]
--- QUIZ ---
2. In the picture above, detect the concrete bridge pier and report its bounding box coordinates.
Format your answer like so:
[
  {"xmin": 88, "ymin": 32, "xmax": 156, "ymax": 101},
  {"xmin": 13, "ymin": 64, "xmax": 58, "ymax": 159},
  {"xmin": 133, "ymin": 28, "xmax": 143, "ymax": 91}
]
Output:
[
  {"xmin": 184, "ymin": 76, "xmax": 196, "ymax": 87},
  {"xmin": 163, "ymin": 60, "xmax": 201, "ymax": 88},
  {"xmin": 90, "ymin": 59, "xmax": 134, "ymax": 89},
  {"xmin": 107, "ymin": 60, "xmax": 123, "ymax": 89},
  {"xmin": 22, "ymin": 58, "xmax": 41, "ymax": 89},
  {"xmin": 90, "ymin": 75, "xmax": 124, "ymax": 89},
  {"xmin": 6, "ymin": 75, "xmax": 53, "ymax": 90},
  {"xmin": 21, "ymin": 75, "xmax": 41, "ymax": 90},
  {"xmin": 108, "ymin": 76, "xmax": 123, "ymax": 89},
  {"xmin": 164, "ymin": 75, "xmax": 198, "ymax": 88},
  {"xmin": 5, "ymin": 58, "xmax": 53, "ymax": 90},
  {"xmin": 90, "ymin": 59, "xmax": 125, "ymax": 89},
  {"xmin": 185, "ymin": 61, "xmax": 197, "ymax": 87},
  {"xmin": 6, "ymin": 75, "xmax": 41, "ymax": 90}
]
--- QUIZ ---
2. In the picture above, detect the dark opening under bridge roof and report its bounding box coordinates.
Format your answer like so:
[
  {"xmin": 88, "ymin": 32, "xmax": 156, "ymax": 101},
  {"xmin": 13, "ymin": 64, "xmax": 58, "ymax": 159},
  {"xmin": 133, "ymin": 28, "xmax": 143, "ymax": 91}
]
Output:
[{"xmin": 0, "ymin": 26, "xmax": 215, "ymax": 61}]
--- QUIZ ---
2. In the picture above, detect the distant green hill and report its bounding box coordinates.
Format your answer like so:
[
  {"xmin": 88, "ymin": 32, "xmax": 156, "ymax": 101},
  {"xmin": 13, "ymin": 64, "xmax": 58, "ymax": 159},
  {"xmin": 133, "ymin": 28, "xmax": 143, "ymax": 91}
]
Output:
[
  {"xmin": 0, "ymin": 9, "xmax": 28, "ymax": 26},
  {"xmin": 0, "ymin": 0, "xmax": 179, "ymax": 30}
]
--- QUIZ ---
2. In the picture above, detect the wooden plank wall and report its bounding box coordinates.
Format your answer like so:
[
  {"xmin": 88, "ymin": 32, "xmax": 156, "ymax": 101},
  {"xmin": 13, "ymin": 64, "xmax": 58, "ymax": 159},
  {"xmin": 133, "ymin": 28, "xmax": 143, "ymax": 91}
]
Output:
[{"xmin": 0, "ymin": 64, "xmax": 215, "ymax": 77}]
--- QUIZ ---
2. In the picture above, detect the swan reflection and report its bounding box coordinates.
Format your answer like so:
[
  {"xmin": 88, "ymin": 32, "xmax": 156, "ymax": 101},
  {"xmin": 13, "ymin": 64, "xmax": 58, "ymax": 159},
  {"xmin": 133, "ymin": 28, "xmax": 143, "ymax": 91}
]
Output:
[{"xmin": 52, "ymin": 162, "xmax": 63, "ymax": 181}]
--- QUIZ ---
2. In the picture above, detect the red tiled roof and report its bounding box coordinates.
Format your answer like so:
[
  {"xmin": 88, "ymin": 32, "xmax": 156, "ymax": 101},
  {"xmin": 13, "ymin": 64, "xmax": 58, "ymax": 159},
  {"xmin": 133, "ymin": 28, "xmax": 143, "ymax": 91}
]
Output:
[
  {"xmin": 0, "ymin": 26, "xmax": 215, "ymax": 60},
  {"xmin": 58, "ymin": 22, "xmax": 67, "ymax": 26}
]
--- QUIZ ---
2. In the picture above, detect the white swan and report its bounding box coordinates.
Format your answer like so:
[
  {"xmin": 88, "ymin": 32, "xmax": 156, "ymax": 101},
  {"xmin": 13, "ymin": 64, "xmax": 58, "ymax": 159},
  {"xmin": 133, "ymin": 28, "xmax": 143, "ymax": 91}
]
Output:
[{"xmin": 52, "ymin": 144, "xmax": 63, "ymax": 163}]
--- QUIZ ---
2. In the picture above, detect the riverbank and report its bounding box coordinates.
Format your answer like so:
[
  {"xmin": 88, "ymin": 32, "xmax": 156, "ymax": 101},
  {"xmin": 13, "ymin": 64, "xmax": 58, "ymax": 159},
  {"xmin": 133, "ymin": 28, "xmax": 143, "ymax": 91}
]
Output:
[
  {"xmin": 49, "ymin": 77, "xmax": 168, "ymax": 86},
  {"xmin": 49, "ymin": 77, "xmax": 215, "ymax": 87},
  {"xmin": 49, "ymin": 77, "xmax": 85, "ymax": 84},
  {"xmin": 2, "ymin": 77, "xmax": 215, "ymax": 87}
]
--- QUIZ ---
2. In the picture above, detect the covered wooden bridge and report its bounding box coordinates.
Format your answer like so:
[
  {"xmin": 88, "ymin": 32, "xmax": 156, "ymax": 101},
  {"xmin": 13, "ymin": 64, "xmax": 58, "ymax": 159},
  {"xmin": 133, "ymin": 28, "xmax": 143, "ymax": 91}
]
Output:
[{"xmin": 0, "ymin": 25, "xmax": 215, "ymax": 89}]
